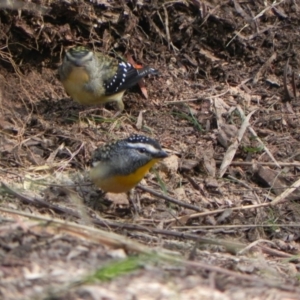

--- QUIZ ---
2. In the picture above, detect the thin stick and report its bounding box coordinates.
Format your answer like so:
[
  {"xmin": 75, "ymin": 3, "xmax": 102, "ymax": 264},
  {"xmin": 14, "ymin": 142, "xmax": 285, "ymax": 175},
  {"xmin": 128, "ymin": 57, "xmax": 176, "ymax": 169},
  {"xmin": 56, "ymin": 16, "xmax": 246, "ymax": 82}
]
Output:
[
  {"xmin": 137, "ymin": 185, "xmax": 201, "ymax": 212},
  {"xmin": 164, "ymin": 203, "xmax": 270, "ymax": 224},
  {"xmin": 219, "ymin": 107, "xmax": 257, "ymax": 177},
  {"xmin": 1, "ymin": 182, "xmax": 82, "ymax": 218},
  {"xmin": 253, "ymin": 52, "xmax": 277, "ymax": 84},
  {"xmin": 173, "ymin": 223, "xmax": 300, "ymax": 230},
  {"xmin": 163, "ymin": 5, "xmax": 171, "ymax": 50},
  {"xmin": 216, "ymin": 160, "xmax": 300, "ymax": 167},
  {"xmin": 271, "ymin": 176, "xmax": 300, "ymax": 206},
  {"xmin": 164, "ymin": 89, "xmax": 229, "ymax": 104}
]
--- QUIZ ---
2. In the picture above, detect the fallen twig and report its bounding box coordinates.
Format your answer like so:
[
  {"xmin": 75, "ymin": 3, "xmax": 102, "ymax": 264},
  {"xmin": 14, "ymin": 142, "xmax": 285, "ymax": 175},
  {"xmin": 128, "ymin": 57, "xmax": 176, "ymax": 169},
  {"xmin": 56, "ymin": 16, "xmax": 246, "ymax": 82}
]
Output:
[
  {"xmin": 164, "ymin": 202, "xmax": 270, "ymax": 224},
  {"xmin": 137, "ymin": 184, "xmax": 201, "ymax": 212},
  {"xmin": 219, "ymin": 107, "xmax": 257, "ymax": 177},
  {"xmin": 164, "ymin": 89, "xmax": 229, "ymax": 105},
  {"xmin": 253, "ymin": 52, "xmax": 277, "ymax": 84},
  {"xmin": 216, "ymin": 160, "xmax": 300, "ymax": 167},
  {"xmin": 271, "ymin": 176, "xmax": 300, "ymax": 206}
]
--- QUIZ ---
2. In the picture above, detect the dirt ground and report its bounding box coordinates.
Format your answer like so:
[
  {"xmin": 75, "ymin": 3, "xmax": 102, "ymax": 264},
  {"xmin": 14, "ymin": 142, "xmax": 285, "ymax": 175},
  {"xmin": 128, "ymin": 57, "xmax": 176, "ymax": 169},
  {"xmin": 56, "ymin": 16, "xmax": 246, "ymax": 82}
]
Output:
[{"xmin": 0, "ymin": 0, "xmax": 300, "ymax": 299}]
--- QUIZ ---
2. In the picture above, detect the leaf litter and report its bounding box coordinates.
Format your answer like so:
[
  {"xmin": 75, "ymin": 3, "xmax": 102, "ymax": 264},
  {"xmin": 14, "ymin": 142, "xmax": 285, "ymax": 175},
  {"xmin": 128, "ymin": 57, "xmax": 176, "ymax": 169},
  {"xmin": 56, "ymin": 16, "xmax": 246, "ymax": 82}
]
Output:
[{"xmin": 0, "ymin": 1, "xmax": 300, "ymax": 299}]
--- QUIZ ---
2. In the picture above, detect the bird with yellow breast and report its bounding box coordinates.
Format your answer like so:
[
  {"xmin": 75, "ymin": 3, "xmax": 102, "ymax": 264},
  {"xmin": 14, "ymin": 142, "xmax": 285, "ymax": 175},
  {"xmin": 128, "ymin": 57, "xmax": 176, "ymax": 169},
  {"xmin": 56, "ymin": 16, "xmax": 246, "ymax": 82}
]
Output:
[
  {"xmin": 90, "ymin": 135, "xmax": 167, "ymax": 193},
  {"xmin": 58, "ymin": 46, "xmax": 158, "ymax": 114}
]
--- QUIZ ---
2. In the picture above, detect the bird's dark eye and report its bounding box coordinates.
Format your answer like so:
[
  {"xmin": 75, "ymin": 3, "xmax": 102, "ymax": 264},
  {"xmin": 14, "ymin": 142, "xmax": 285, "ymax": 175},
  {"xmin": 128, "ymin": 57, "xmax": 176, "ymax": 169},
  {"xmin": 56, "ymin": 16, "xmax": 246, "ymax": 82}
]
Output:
[{"xmin": 138, "ymin": 148, "xmax": 146, "ymax": 153}]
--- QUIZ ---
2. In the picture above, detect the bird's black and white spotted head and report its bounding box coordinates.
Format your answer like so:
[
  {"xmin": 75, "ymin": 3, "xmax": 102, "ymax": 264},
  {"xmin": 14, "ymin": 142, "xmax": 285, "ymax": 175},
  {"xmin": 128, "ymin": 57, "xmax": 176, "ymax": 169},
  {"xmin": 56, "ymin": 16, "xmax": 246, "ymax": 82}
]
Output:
[{"xmin": 91, "ymin": 134, "xmax": 167, "ymax": 176}]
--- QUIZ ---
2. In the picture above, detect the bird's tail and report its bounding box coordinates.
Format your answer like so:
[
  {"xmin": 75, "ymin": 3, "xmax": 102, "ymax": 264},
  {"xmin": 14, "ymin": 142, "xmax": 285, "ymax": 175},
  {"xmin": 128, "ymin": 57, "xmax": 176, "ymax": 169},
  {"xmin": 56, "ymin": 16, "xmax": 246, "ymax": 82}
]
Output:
[{"xmin": 137, "ymin": 66, "xmax": 159, "ymax": 77}]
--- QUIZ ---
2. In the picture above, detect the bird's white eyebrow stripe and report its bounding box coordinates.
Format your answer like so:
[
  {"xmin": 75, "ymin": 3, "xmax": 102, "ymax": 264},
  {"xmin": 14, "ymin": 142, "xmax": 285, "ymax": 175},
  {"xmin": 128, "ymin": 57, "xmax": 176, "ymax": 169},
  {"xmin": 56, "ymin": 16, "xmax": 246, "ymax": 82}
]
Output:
[{"xmin": 127, "ymin": 142, "xmax": 159, "ymax": 153}]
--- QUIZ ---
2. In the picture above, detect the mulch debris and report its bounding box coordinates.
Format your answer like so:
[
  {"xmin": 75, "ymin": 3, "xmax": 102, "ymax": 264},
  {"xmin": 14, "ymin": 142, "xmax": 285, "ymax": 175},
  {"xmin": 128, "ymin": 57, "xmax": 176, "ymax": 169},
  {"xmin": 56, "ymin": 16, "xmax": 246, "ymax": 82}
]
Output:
[{"xmin": 0, "ymin": 1, "xmax": 300, "ymax": 299}]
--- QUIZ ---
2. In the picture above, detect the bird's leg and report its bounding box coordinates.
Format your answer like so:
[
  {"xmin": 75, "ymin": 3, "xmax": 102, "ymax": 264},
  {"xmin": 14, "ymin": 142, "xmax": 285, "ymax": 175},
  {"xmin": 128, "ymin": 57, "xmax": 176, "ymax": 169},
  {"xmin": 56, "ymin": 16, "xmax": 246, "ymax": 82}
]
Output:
[
  {"xmin": 128, "ymin": 189, "xmax": 141, "ymax": 216},
  {"xmin": 112, "ymin": 98, "xmax": 125, "ymax": 118}
]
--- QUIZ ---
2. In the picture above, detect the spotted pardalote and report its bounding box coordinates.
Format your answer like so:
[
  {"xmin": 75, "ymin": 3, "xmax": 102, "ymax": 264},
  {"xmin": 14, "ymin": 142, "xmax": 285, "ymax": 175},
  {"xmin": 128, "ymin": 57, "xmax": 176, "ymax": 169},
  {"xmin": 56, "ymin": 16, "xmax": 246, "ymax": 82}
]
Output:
[
  {"xmin": 58, "ymin": 46, "xmax": 158, "ymax": 113},
  {"xmin": 90, "ymin": 135, "xmax": 168, "ymax": 193}
]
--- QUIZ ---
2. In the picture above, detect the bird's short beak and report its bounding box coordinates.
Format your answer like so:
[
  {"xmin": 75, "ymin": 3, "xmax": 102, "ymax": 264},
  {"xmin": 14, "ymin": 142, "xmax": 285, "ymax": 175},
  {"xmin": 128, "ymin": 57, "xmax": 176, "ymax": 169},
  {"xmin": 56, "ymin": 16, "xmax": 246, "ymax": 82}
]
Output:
[{"xmin": 157, "ymin": 150, "xmax": 168, "ymax": 159}]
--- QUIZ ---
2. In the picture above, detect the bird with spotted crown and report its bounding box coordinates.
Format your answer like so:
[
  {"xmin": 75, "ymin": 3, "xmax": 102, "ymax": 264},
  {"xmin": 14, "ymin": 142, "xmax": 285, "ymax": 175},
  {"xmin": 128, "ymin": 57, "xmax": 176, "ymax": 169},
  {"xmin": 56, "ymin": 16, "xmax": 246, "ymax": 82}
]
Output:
[
  {"xmin": 58, "ymin": 46, "xmax": 158, "ymax": 114},
  {"xmin": 90, "ymin": 135, "xmax": 168, "ymax": 194}
]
